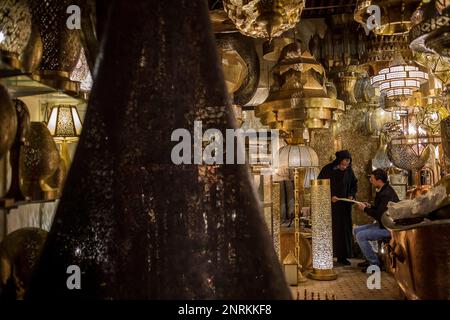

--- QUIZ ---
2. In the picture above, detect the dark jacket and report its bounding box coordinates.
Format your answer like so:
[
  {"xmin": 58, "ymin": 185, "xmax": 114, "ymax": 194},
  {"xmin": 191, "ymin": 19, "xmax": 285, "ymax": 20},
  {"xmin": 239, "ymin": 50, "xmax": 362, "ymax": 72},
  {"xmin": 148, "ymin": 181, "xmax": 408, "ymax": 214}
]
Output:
[{"xmin": 364, "ymin": 183, "xmax": 399, "ymax": 228}]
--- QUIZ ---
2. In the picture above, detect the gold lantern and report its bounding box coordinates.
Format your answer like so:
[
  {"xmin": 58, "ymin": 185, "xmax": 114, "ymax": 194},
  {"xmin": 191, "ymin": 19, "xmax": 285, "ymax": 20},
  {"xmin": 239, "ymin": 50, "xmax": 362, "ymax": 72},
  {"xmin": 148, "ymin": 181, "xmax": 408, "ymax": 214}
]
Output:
[
  {"xmin": 255, "ymin": 42, "xmax": 344, "ymax": 135},
  {"xmin": 308, "ymin": 179, "xmax": 337, "ymax": 281},
  {"xmin": 222, "ymin": 0, "xmax": 305, "ymax": 39}
]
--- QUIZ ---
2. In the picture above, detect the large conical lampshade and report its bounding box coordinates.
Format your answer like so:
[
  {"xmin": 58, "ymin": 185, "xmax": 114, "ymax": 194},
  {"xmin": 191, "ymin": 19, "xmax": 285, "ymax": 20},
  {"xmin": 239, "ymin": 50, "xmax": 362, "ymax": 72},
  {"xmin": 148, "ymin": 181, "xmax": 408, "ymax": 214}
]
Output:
[{"xmin": 28, "ymin": 0, "xmax": 290, "ymax": 299}]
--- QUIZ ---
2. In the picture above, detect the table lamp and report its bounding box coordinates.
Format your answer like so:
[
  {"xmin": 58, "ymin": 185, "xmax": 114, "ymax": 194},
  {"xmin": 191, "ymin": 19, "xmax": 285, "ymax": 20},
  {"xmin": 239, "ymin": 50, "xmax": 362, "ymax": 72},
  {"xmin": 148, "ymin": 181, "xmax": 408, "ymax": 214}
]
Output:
[{"xmin": 46, "ymin": 104, "xmax": 82, "ymax": 168}]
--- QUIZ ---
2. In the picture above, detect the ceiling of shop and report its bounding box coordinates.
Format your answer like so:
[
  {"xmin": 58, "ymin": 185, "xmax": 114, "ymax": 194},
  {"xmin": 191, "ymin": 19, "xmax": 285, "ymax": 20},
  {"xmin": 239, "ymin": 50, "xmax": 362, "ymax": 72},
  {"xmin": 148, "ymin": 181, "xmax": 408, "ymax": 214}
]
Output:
[{"xmin": 208, "ymin": 0, "xmax": 356, "ymax": 18}]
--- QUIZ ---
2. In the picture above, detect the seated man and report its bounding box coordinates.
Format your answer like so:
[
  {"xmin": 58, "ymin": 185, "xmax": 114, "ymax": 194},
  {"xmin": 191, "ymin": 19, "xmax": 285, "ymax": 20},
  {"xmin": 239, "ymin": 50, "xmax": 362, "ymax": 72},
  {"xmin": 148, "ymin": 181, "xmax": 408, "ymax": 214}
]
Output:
[{"xmin": 356, "ymin": 169, "xmax": 399, "ymax": 270}]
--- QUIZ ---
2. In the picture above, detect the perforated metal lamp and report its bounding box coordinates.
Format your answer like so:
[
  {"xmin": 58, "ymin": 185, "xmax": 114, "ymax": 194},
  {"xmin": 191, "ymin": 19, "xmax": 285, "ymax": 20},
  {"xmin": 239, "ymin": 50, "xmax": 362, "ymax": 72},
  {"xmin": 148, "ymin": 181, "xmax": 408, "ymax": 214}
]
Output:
[{"xmin": 46, "ymin": 104, "xmax": 82, "ymax": 168}]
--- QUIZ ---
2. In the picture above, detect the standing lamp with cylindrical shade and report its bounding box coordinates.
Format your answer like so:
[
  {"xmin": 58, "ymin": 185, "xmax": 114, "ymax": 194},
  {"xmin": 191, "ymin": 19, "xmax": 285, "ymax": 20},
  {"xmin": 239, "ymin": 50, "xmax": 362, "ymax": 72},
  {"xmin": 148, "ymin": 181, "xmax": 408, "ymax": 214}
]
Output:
[
  {"xmin": 278, "ymin": 143, "xmax": 319, "ymax": 283},
  {"xmin": 46, "ymin": 105, "xmax": 82, "ymax": 169},
  {"xmin": 308, "ymin": 179, "xmax": 338, "ymax": 280}
]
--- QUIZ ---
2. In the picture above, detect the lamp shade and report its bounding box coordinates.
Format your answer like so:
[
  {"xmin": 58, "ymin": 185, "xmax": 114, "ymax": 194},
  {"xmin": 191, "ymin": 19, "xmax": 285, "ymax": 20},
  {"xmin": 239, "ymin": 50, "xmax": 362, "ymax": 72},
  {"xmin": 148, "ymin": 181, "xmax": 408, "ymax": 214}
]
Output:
[
  {"xmin": 46, "ymin": 105, "xmax": 82, "ymax": 140},
  {"xmin": 278, "ymin": 144, "xmax": 319, "ymax": 168}
]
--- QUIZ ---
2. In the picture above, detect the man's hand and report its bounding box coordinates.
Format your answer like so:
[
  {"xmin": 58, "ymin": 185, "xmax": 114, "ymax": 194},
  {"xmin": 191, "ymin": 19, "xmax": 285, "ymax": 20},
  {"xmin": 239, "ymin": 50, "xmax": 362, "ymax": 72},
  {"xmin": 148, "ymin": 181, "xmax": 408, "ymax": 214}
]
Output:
[
  {"xmin": 331, "ymin": 196, "xmax": 338, "ymax": 203},
  {"xmin": 357, "ymin": 203, "xmax": 367, "ymax": 210}
]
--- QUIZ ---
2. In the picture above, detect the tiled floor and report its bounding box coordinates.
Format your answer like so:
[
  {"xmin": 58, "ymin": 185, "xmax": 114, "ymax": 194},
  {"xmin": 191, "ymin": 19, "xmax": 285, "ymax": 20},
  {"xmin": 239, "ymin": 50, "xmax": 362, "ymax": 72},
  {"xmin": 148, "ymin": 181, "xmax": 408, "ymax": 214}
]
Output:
[{"xmin": 290, "ymin": 259, "xmax": 403, "ymax": 300}]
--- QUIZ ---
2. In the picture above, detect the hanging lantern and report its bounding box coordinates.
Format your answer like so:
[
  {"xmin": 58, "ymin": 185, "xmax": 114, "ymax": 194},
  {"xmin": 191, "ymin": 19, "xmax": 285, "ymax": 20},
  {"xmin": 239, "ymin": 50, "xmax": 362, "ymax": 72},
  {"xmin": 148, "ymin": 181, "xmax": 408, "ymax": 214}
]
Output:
[
  {"xmin": 370, "ymin": 52, "xmax": 429, "ymax": 102},
  {"xmin": 0, "ymin": 0, "xmax": 31, "ymax": 74},
  {"xmin": 222, "ymin": 0, "xmax": 305, "ymax": 39},
  {"xmin": 255, "ymin": 42, "xmax": 344, "ymax": 137},
  {"xmin": 354, "ymin": 0, "xmax": 422, "ymax": 36},
  {"xmin": 410, "ymin": 1, "xmax": 450, "ymax": 59},
  {"xmin": 384, "ymin": 109, "xmax": 440, "ymax": 172},
  {"xmin": 215, "ymin": 32, "xmax": 260, "ymax": 106}
]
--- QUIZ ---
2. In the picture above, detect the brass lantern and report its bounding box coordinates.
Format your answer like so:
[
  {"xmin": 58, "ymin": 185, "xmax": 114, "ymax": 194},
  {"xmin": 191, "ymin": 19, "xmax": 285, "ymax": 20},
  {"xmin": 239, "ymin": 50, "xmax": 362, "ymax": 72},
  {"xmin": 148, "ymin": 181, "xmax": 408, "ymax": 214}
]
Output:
[
  {"xmin": 409, "ymin": 0, "xmax": 450, "ymax": 59},
  {"xmin": 255, "ymin": 42, "xmax": 345, "ymax": 137},
  {"xmin": 354, "ymin": 0, "xmax": 422, "ymax": 36},
  {"xmin": 222, "ymin": 0, "xmax": 305, "ymax": 39},
  {"xmin": 28, "ymin": 0, "xmax": 81, "ymax": 95}
]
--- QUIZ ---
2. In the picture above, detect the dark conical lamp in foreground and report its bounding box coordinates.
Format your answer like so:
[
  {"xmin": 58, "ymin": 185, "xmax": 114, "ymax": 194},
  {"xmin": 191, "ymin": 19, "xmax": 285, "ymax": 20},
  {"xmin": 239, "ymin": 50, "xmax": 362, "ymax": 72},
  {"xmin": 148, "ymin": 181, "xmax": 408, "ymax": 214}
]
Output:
[{"xmin": 27, "ymin": 0, "xmax": 290, "ymax": 299}]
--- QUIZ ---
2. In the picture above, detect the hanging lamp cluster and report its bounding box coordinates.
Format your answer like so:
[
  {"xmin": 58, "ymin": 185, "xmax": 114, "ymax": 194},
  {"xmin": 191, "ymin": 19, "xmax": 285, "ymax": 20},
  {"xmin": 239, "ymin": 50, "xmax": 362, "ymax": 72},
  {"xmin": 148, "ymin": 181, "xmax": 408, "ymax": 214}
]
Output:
[{"xmin": 370, "ymin": 52, "xmax": 429, "ymax": 100}]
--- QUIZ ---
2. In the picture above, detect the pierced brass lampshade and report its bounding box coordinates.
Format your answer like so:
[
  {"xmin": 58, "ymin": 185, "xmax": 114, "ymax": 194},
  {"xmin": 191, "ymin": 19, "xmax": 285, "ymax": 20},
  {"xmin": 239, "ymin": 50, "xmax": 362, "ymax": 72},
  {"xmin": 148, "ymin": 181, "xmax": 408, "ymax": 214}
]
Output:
[
  {"xmin": 46, "ymin": 105, "xmax": 82, "ymax": 141},
  {"xmin": 46, "ymin": 105, "xmax": 82, "ymax": 169},
  {"xmin": 0, "ymin": 0, "xmax": 31, "ymax": 77}
]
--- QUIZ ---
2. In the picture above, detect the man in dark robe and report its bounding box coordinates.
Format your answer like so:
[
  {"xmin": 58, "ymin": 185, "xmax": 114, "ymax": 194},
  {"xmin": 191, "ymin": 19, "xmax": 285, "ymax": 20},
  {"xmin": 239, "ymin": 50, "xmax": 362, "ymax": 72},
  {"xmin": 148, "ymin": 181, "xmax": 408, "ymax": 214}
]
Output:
[{"xmin": 318, "ymin": 150, "xmax": 358, "ymax": 265}]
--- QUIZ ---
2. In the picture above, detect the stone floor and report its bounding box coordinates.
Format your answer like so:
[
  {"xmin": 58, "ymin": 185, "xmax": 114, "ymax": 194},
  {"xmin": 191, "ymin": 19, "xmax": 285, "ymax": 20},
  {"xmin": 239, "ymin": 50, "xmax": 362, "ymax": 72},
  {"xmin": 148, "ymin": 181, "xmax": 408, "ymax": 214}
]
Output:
[{"xmin": 290, "ymin": 259, "xmax": 403, "ymax": 300}]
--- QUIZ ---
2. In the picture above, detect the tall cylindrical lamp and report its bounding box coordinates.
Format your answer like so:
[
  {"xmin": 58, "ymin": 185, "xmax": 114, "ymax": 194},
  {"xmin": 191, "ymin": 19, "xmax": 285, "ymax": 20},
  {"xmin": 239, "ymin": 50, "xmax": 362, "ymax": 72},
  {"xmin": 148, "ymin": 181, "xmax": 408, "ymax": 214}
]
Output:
[{"xmin": 308, "ymin": 179, "xmax": 337, "ymax": 280}]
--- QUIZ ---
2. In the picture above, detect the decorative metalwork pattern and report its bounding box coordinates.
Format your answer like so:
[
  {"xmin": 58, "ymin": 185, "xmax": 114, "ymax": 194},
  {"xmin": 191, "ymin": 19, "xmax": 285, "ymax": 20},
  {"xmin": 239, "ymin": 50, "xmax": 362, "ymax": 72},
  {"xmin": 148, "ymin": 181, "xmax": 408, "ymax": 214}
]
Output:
[
  {"xmin": 28, "ymin": 0, "xmax": 290, "ymax": 299},
  {"xmin": 416, "ymin": 102, "xmax": 449, "ymax": 135},
  {"xmin": 310, "ymin": 179, "xmax": 333, "ymax": 270},
  {"xmin": 70, "ymin": 48, "xmax": 93, "ymax": 92},
  {"xmin": 0, "ymin": 0, "xmax": 31, "ymax": 55},
  {"xmin": 255, "ymin": 42, "xmax": 345, "ymax": 134},
  {"xmin": 272, "ymin": 182, "xmax": 281, "ymax": 261},
  {"xmin": 222, "ymin": 0, "xmax": 305, "ymax": 39},
  {"xmin": 387, "ymin": 143, "xmax": 431, "ymax": 171},
  {"xmin": 409, "ymin": 0, "xmax": 450, "ymax": 58},
  {"xmin": 28, "ymin": 0, "xmax": 81, "ymax": 72}
]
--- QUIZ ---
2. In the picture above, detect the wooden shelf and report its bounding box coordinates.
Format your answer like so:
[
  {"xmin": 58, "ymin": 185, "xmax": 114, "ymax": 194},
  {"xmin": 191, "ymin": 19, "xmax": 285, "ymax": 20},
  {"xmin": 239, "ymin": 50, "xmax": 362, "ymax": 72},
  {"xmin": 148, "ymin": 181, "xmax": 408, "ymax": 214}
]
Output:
[{"xmin": 0, "ymin": 198, "xmax": 57, "ymax": 210}]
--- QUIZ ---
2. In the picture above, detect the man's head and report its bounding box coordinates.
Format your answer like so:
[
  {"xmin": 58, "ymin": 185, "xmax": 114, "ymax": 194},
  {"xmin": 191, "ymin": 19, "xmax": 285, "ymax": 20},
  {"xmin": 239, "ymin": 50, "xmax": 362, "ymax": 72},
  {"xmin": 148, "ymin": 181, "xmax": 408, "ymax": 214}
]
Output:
[
  {"xmin": 370, "ymin": 169, "xmax": 388, "ymax": 188},
  {"xmin": 334, "ymin": 150, "xmax": 352, "ymax": 171},
  {"xmin": 337, "ymin": 158, "xmax": 351, "ymax": 171}
]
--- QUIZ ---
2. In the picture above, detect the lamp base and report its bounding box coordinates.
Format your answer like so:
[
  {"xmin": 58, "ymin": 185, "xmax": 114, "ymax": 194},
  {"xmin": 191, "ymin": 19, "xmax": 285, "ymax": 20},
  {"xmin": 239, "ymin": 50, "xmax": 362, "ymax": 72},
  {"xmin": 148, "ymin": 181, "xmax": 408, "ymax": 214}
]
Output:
[
  {"xmin": 308, "ymin": 268, "xmax": 338, "ymax": 281},
  {"xmin": 297, "ymin": 269, "xmax": 308, "ymax": 283}
]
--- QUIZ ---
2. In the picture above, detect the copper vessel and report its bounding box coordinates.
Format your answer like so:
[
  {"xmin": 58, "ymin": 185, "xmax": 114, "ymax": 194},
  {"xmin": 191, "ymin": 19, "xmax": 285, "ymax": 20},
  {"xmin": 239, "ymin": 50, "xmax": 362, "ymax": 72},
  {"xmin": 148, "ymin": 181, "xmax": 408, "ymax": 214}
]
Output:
[{"xmin": 383, "ymin": 177, "xmax": 450, "ymax": 300}]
